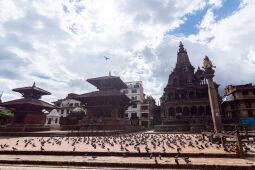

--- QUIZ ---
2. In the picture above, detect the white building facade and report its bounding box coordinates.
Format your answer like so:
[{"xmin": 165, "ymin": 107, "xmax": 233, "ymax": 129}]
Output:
[
  {"xmin": 53, "ymin": 97, "xmax": 82, "ymax": 118},
  {"xmin": 121, "ymin": 81, "xmax": 150, "ymax": 127}
]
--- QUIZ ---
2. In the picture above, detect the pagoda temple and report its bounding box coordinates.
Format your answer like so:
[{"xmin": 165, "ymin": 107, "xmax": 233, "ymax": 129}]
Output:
[
  {"xmin": 73, "ymin": 73, "xmax": 131, "ymax": 131},
  {"xmin": 158, "ymin": 42, "xmax": 220, "ymax": 132},
  {"xmin": 0, "ymin": 83, "xmax": 55, "ymax": 132}
]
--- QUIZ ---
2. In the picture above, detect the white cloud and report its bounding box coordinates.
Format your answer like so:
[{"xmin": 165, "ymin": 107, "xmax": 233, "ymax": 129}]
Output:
[
  {"xmin": 208, "ymin": 0, "xmax": 223, "ymax": 8},
  {"xmin": 199, "ymin": 9, "xmax": 215, "ymax": 29},
  {"xmin": 0, "ymin": 0, "xmax": 255, "ymax": 104}
]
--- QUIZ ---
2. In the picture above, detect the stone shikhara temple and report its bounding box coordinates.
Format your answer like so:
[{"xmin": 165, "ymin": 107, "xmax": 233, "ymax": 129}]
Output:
[
  {"xmin": 160, "ymin": 42, "xmax": 220, "ymax": 131},
  {"xmin": 0, "ymin": 83, "xmax": 55, "ymax": 132}
]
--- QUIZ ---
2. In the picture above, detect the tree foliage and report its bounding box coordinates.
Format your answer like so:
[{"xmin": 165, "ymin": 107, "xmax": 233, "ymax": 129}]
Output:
[
  {"xmin": 68, "ymin": 109, "xmax": 85, "ymax": 119},
  {"xmin": 0, "ymin": 110, "xmax": 14, "ymax": 117}
]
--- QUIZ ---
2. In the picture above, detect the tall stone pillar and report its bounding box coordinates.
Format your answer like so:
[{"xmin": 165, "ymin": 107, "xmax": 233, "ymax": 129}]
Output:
[{"xmin": 203, "ymin": 56, "xmax": 223, "ymax": 133}]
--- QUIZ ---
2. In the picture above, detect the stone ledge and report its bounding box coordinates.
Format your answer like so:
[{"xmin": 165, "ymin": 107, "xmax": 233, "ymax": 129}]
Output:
[{"xmin": 0, "ymin": 157, "xmax": 254, "ymax": 170}]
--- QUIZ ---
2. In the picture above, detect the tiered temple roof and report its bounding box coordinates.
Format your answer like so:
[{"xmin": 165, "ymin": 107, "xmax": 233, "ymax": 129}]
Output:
[
  {"xmin": 0, "ymin": 82, "xmax": 54, "ymax": 109},
  {"xmin": 75, "ymin": 75, "xmax": 130, "ymax": 103}
]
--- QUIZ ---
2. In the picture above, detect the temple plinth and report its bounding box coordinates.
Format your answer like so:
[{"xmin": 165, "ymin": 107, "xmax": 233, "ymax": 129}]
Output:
[
  {"xmin": 73, "ymin": 75, "xmax": 131, "ymax": 131},
  {"xmin": 202, "ymin": 56, "xmax": 223, "ymax": 132},
  {"xmin": 0, "ymin": 83, "xmax": 55, "ymax": 132}
]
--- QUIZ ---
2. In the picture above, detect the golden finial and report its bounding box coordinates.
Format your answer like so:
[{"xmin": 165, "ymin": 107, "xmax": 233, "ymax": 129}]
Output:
[
  {"xmin": 179, "ymin": 41, "xmax": 183, "ymax": 46},
  {"xmin": 108, "ymin": 71, "xmax": 111, "ymax": 77}
]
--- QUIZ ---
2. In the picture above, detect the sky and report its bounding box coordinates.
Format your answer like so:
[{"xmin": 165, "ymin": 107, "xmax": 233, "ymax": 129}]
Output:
[{"xmin": 0, "ymin": 0, "xmax": 255, "ymax": 104}]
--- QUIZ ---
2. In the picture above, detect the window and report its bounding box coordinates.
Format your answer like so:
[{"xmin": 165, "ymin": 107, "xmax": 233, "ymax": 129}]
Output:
[
  {"xmin": 125, "ymin": 113, "xmax": 129, "ymax": 117},
  {"xmin": 141, "ymin": 113, "xmax": 148, "ymax": 118},
  {"xmin": 168, "ymin": 93, "xmax": 173, "ymax": 99},
  {"xmin": 246, "ymin": 102, "xmax": 252, "ymax": 108},
  {"xmin": 175, "ymin": 93, "xmax": 179, "ymax": 99},
  {"xmin": 187, "ymin": 79, "xmax": 192, "ymax": 85},
  {"xmin": 67, "ymin": 109, "xmax": 69, "ymax": 114},
  {"xmin": 242, "ymin": 90, "xmax": 248, "ymax": 95},
  {"xmin": 75, "ymin": 103, "xmax": 79, "ymax": 106},
  {"xmin": 131, "ymin": 113, "xmax": 137, "ymax": 118},
  {"xmin": 69, "ymin": 103, "xmax": 73, "ymax": 107},
  {"xmin": 248, "ymin": 111, "xmax": 253, "ymax": 117},
  {"xmin": 55, "ymin": 118, "xmax": 58, "ymax": 124},
  {"xmin": 189, "ymin": 91, "xmax": 194, "ymax": 98},
  {"xmin": 181, "ymin": 93, "xmax": 186, "ymax": 99},
  {"xmin": 141, "ymin": 105, "xmax": 148, "ymax": 110},
  {"xmin": 61, "ymin": 110, "xmax": 64, "ymax": 114},
  {"xmin": 131, "ymin": 96, "xmax": 137, "ymax": 100},
  {"xmin": 123, "ymin": 90, "xmax": 129, "ymax": 94},
  {"xmin": 132, "ymin": 104, "xmax": 137, "ymax": 108},
  {"xmin": 232, "ymin": 111, "xmax": 237, "ymax": 118},
  {"xmin": 132, "ymin": 89, "xmax": 137, "ymax": 93},
  {"xmin": 47, "ymin": 118, "xmax": 52, "ymax": 124},
  {"xmin": 173, "ymin": 79, "xmax": 177, "ymax": 85},
  {"xmin": 133, "ymin": 84, "xmax": 140, "ymax": 88}
]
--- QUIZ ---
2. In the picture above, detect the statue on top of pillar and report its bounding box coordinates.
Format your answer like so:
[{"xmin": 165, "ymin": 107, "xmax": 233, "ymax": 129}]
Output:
[
  {"xmin": 203, "ymin": 56, "xmax": 214, "ymax": 69},
  {"xmin": 202, "ymin": 56, "xmax": 215, "ymax": 75}
]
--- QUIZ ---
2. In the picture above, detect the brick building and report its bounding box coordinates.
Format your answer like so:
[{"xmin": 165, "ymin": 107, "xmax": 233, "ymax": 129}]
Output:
[{"xmin": 222, "ymin": 83, "xmax": 255, "ymax": 121}]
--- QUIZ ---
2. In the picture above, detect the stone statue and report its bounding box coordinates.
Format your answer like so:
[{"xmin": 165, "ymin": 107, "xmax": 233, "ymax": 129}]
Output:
[{"xmin": 203, "ymin": 56, "xmax": 213, "ymax": 69}]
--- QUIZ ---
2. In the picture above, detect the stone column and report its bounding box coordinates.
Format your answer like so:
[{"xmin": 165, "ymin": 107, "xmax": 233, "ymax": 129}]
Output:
[{"xmin": 204, "ymin": 69, "xmax": 223, "ymax": 133}]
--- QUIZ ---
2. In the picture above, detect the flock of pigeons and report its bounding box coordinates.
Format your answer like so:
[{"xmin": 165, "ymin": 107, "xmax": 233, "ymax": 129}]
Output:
[{"xmin": 0, "ymin": 133, "xmax": 254, "ymax": 165}]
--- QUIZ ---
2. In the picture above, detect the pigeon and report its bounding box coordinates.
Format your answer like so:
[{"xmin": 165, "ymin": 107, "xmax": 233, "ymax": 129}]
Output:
[
  {"xmin": 184, "ymin": 157, "xmax": 191, "ymax": 164},
  {"xmin": 154, "ymin": 157, "xmax": 158, "ymax": 164},
  {"xmin": 175, "ymin": 158, "xmax": 179, "ymax": 165},
  {"xmin": 150, "ymin": 153, "xmax": 153, "ymax": 159}
]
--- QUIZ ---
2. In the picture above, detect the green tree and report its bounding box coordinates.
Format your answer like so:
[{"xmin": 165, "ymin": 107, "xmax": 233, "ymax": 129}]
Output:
[
  {"xmin": 0, "ymin": 110, "xmax": 14, "ymax": 117},
  {"xmin": 0, "ymin": 110, "xmax": 14, "ymax": 125}
]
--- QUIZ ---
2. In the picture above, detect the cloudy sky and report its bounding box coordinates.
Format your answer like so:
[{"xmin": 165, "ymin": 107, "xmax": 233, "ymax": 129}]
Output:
[{"xmin": 0, "ymin": 0, "xmax": 255, "ymax": 103}]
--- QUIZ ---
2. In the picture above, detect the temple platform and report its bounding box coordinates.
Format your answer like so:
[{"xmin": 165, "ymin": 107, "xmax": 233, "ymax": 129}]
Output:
[
  {"xmin": 0, "ymin": 124, "xmax": 50, "ymax": 132},
  {"xmin": 0, "ymin": 129, "xmax": 143, "ymax": 137}
]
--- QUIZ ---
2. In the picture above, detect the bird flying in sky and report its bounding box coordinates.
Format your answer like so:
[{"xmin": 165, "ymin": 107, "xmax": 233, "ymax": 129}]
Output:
[{"xmin": 104, "ymin": 56, "xmax": 110, "ymax": 60}]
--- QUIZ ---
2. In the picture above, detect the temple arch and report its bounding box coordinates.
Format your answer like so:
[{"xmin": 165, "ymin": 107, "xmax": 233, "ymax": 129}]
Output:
[
  {"xmin": 176, "ymin": 107, "xmax": 182, "ymax": 113},
  {"xmin": 198, "ymin": 106, "xmax": 205, "ymax": 116},
  {"xmin": 168, "ymin": 107, "xmax": 175, "ymax": 116},
  {"xmin": 206, "ymin": 105, "xmax": 211, "ymax": 115},
  {"xmin": 183, "ymin": 107, "xmax": 189, "ymax": 116},
  {"xmin": 191, "ymin": 106, "xmax": 197, "ymax": 116}
]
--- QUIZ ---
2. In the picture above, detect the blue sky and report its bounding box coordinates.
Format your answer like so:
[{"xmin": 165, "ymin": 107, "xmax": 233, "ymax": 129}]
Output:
[
  {"xmin": 169, "ymin": 0, "xmax": 241, "ymax": 37},
  {"xmin": 0, "ymin": 0, "xmax": 255, "ymax": 103}
]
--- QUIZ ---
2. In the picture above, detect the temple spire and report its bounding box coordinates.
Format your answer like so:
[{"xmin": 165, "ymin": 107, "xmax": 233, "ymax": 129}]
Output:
[
  {"xmin": 176, "ymin": 41, "xmax": 191, "ymax": 67},
  {"xmin": 178, "ymin": 41, "xmax": 186, "ymax": 54}
]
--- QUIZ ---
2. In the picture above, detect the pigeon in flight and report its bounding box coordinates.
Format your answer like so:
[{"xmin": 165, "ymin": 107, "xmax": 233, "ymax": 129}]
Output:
[{"xmin": 104, "ymin": 56, "xmax": 110, "ymax": 60}]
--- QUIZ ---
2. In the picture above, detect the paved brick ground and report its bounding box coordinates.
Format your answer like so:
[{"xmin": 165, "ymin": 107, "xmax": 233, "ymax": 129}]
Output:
[
  {"xmin": 1, "ymin": 133, "xmax": 253, "ymax": 154},
  {"xmin": 0, "ymin": 133, "xmax": 254, "ymax": 169}
]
